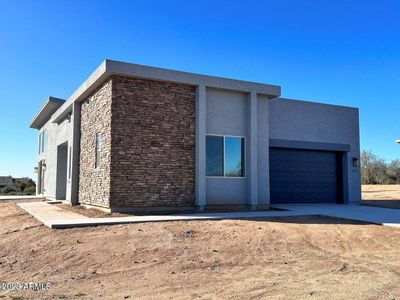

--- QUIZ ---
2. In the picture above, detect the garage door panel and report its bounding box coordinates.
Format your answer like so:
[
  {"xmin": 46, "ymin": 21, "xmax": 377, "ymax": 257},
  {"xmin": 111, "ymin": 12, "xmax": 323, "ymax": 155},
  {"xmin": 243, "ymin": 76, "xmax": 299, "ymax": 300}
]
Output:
[{"xmin": 270, "ymin": 148, "xmax": 341, "ymax": 204}]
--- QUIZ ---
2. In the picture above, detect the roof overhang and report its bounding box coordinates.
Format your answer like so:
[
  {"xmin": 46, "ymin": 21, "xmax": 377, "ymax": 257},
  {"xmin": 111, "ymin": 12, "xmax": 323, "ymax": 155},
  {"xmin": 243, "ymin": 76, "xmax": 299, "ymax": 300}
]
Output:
[
  {"xmin": 32, "ymin": 59, "xmax": 281, "ymax": 125},
  {"xmin": 30, "ymin": 97, "xmax": 66, "ymax": 129}
]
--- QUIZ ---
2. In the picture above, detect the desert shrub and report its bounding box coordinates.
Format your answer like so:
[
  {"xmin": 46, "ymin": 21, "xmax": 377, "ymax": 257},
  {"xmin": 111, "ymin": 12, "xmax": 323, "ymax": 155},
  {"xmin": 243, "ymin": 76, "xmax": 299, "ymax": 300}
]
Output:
[
  {"xmin": 24, "ymin": 186, "xmax": 36, "ymax": 194},
  {"xmin": 0, "ymin": 177, "xmax": 36, "ymax": 195},
  {"xmin": 1, "ymin": 185, "xmax": 18, "ymax": 194}
]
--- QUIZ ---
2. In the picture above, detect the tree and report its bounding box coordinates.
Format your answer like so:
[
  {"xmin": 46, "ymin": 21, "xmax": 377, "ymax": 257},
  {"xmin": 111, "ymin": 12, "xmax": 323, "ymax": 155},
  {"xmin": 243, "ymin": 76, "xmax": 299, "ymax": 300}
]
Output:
[
  {"xmin": 361, "ymin": 150, "xmax": 400, "ymax": 184},
  {"xmin": 387, "ymin": 159, "xmax": 400, "ymax": 184}
]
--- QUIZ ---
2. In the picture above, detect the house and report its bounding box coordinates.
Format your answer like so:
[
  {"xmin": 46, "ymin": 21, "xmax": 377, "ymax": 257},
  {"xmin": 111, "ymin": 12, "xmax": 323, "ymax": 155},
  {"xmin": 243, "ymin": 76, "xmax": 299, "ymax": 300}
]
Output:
[{"xmin": 30, "ymin": 60, "xmax": 361, "ymax": 212}]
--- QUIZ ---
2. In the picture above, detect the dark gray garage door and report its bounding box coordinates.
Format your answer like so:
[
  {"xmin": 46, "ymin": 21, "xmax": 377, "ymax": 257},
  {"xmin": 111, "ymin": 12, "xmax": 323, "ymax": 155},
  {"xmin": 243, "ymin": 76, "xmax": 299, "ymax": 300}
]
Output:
[{"xmin": 270, "ymin": 148, "xmax": 342, "ymax": 204}]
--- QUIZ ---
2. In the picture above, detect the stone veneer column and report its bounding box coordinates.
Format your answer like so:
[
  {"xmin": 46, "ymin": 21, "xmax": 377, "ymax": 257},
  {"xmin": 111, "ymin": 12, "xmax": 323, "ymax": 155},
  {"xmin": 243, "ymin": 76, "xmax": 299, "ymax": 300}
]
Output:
[
  {"xmin": 109, "ymin": 76, "xmax": 195, "ymax": 209},
  {"xmin": 79, "ymin": 79, "xmax": 112, "ymax": 208},
  {"xmin": 195, "ymin": 85, "xmax": 207, "ymax": 210},
  {"xmin": 250, "ymin": 91, "xmax": 258, "ymax": 209}
]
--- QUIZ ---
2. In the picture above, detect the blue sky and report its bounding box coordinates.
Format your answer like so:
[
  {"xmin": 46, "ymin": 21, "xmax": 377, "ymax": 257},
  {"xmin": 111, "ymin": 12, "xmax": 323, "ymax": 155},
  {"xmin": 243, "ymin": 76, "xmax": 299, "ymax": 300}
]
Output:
[{"xmin": 0, "ymin": 0, "xmax": 399, "ymax": 179}]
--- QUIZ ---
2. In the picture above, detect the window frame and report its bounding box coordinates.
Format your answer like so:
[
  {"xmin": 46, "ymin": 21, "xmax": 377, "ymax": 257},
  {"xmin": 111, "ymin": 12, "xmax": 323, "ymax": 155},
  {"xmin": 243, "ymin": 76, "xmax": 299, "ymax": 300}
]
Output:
[
  {"xmin": 95, "ymin": 133, "xmax": 101, "ymax": 169},
  {"xmin": 38, "ymin": 132, "xmax": 42, "ymax": 154},
  {"xmin": 206, "ymin": 134, "xmax": 246, "ymax": 179},
  {"xmin": 206, "ymin": 135, "xmax": 224, "ymax": 177},
  {"xmin": 38, "ymin": 130, "xmax": 46, "ymax": 154},
  {"xmin": 41, "ymin": 130, "xmax": 46, "ymax": 154},
  {"xmin": 68, "ymin": 147, "xmax": 72, "ymax": 179}
]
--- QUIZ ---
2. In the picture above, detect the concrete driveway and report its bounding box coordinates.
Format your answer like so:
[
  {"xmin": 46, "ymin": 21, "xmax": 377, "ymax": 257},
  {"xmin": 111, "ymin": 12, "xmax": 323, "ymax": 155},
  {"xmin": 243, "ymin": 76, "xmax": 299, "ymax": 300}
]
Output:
[{"xmin": 273, "ymin": 204, "xmax": 400, "ymax": 228}]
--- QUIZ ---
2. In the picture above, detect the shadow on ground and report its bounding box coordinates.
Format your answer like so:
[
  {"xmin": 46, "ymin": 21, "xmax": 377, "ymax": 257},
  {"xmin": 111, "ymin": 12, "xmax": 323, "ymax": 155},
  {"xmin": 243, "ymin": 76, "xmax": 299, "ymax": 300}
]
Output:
[
  {"xmin": 218, "ymin": 215, "xmax": 373, "ymax": 226},
  {"xmin": 362, "ymin": 200, "xmax": 400, "ymax": 210}
]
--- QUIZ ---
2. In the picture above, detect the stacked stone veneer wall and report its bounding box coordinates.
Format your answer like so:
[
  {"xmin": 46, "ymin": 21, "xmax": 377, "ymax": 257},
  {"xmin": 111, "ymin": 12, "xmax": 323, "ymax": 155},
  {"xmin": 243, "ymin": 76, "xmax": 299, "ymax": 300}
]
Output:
[
  {"xmin": 79, "ymin": 79, "xmax": 112, "ymax": 208},
  {"xmin": 109, "ymin": 76, "xmax": 196, "ymax": 209}
]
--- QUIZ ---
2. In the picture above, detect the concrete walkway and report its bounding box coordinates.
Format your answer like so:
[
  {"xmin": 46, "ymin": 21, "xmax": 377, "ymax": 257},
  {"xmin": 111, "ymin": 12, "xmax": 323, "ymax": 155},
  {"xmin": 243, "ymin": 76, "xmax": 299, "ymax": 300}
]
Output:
[
  {"xmin": 272, "ymin": 204, "xmax": 400, "ymax": 228},
  {"xmin": 0, "ymin": 195, "xmax": 45, "ymax": 201},
  {"xmin": 18, "ymin": 202, "xmax": 306, "ymax": 229},
  {"xmin": 18, "ymin": 202, "xmax": 89, "ymax": 228},
  {"xmin": 17, "ymin": 202, "xmax": 400, "ymax": 229}
]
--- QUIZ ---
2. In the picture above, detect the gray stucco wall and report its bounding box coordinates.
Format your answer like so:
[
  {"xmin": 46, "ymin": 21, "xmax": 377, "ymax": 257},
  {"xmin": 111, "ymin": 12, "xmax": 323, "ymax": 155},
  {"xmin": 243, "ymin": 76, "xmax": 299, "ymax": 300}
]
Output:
[
  {"xmin": 55, "ymin": 143, "xmax": 68, "ymax": 199},
  {"xmin": 269, "ymin": 98, "xmax": 361, "ymax": 203},
  {"xmin": 205, "ymin": 88, "xmax": 250, "ymax": 205},
  {"xmin": 37, "ymin": 116, "xmax": 72, "ymax": 200},
  {"xmin": 257, "ymin": 95, "xmax": 270, "ymax": 205},
  {"xmin": 204, "ymin": 89, "xmax": 273, "ymax": 207}
]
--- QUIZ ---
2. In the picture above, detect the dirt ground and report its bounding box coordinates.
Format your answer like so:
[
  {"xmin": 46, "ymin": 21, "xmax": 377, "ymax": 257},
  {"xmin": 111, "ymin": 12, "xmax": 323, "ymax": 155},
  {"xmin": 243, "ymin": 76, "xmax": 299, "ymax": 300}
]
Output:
[
  {"xmin": 1, "ymin": 200, "xmax": 400, "ymax": 299},
  {"xmin": 54, "ymin": 203, "xmax": 123, "ymax": 218},
  {"xmin": 53, "ymin": 203, "xmax": 197, "ymax": 218},
  {"xmin": 362, "ymin": 184, "xmax": 400, "ymax": 209}
]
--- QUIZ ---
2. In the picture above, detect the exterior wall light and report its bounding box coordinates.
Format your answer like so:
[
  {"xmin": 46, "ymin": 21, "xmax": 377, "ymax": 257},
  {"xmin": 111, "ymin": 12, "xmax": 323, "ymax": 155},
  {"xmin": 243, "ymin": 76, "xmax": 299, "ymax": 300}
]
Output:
[
  {"xmin": 34, "ymin": 167, "xmax": 38, "ymax": 173},
  {"xmin": 352, "ymin": 157, "xmax": 360, "ymax": 167},
  {"xmin": 396, "ymin": 139, "xmax": 400, "ymax": 144}
]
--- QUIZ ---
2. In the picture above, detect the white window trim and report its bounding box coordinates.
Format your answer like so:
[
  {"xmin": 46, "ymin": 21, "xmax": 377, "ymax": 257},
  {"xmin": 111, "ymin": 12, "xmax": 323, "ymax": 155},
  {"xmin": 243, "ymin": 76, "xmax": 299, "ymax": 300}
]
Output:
[{"xmin": 206, "ymin": 134, "xmax": 246, "ymax": 179}]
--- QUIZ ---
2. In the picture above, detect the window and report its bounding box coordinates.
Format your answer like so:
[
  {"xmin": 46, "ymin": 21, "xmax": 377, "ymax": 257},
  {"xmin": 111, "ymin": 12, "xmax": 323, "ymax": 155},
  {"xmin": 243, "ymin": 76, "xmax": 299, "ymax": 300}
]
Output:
[
  {"xmin": 38, "ymin": 130, "xmax": 46, "ymax": 154},
  {"xmin": 206, "ymin": 136, "xmax": 224, "ymax": 176},
  {"xmin": 225, "ymin": 137, "xmax": 245, "ymax": 177},
  {"xmin": 38, "ymin": 133, "xmax": 41, "ymax": 154},
  {"xmin": 95, "ymin": 133, "xmax": 101, "ymax": 168},
  {"xmin": 206, "ymin": 135, "xmax": 245, "ymax": 178},
  {"xmin": 41, "ymin": 130, "xmax": 46, "ymax": 153}
]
